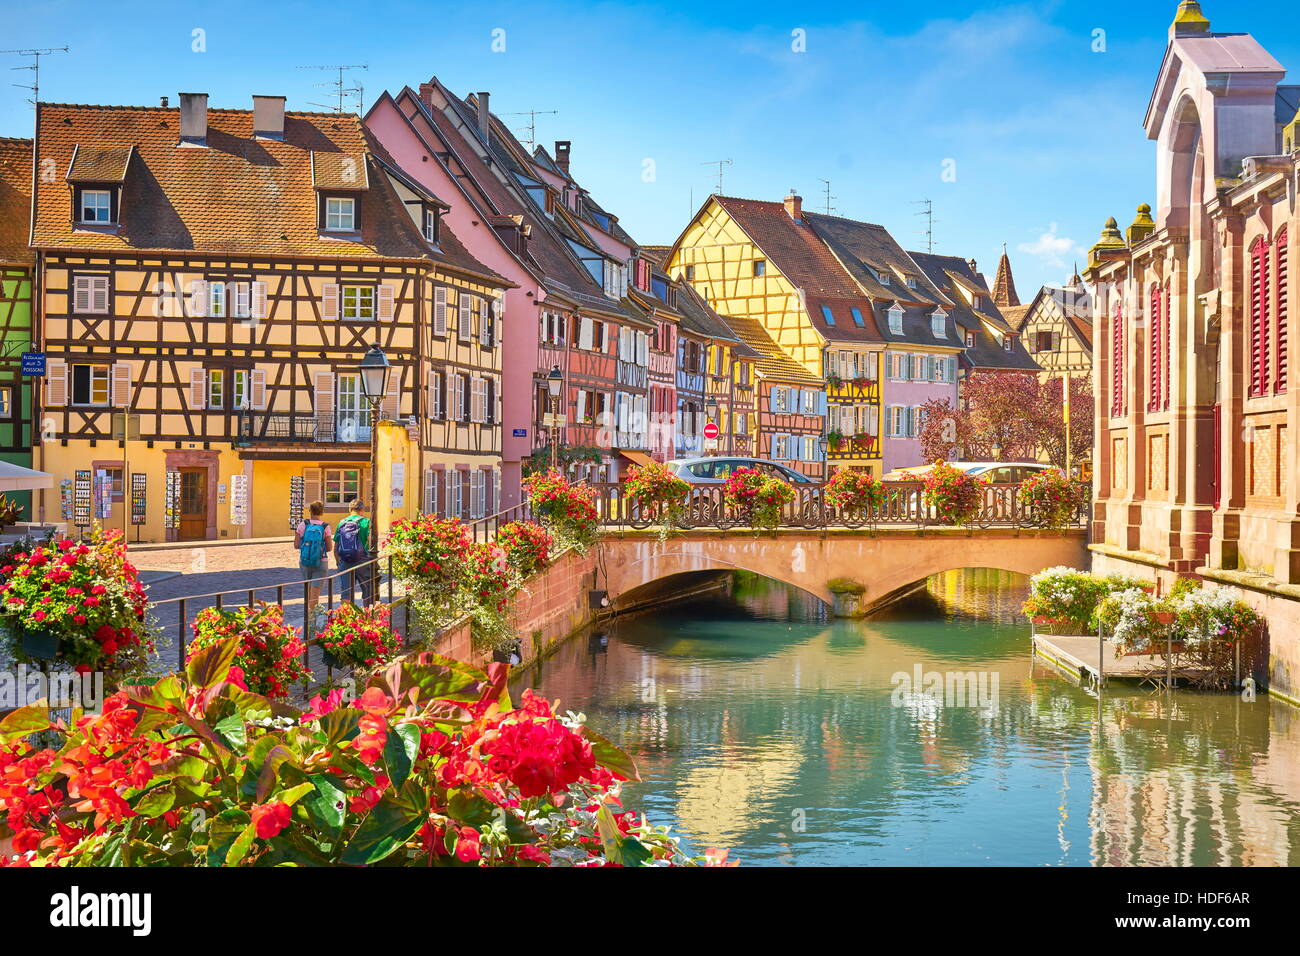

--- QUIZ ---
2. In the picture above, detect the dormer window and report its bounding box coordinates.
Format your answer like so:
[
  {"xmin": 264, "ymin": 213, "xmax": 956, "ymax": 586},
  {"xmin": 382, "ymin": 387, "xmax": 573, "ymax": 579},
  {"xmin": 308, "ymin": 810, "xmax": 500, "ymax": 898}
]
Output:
[
  {"xmin": 821, "ymin": 305, "xmax": 836, "ymax": 327},
  {"xmin": 78, "ymin": 188, "xmax": 114, "ymax": 224},
  {"xmin": 906, "ymin": 277, "xmax": 918, "ymax": 289},
  {"xmin": 850, "ymin": 306, "xmax": 865, "ymax": 327},
  {"xmin": 324, "ymin": 196, "xmax": 357, "ymax": 232},
  {"xmin": 879, "ymin": 272, "xmax": 891, "ymax": 286},
  {"xmin": 965, "ymin": 330, "xmax": 976, "ymax": 348},
  {"xmin": 930, "ymin": 308, "xmax": 947, "ymax": 338},
  {"xmin": 887, "ymin": 305, "xmax": 904, "ymax": 334},
  {"xmin": 1003, "ymin": 334, "xmax": 1014, "ymax": 351},
  {"xmin": 422, "ymin": 206, "xmax": 439, "ymax": 243}
]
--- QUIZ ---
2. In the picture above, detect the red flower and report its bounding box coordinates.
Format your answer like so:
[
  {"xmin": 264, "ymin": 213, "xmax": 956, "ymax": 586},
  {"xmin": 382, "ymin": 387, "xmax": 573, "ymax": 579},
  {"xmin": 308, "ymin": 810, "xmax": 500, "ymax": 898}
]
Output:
[
  {"xmin": 455, "ymin": 826, "xmax": 482, "ymax": 862},
  {"xmin": 251, "ymin": 801, "xmax": 292, "ymax": 839}
]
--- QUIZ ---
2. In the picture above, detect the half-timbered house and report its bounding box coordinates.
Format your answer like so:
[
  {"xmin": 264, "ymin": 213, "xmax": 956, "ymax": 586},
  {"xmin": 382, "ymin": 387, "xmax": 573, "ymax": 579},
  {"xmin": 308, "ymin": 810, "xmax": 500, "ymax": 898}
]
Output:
[
  {"xmin": 0, "ymin": 137, "xmax": 35, "ymax": 514},
  {"xmin": 31, "ymin": 95, "xmax": 506, "ymax": 541}
]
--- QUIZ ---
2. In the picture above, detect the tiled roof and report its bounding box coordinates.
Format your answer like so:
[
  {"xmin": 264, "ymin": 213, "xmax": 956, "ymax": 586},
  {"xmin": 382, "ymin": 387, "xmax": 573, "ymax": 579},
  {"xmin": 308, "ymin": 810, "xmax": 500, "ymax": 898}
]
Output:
[
  {"xmin": 67, "ymin": 145, "xmax": 133, "ymax": 183},
  {"xmin": 991, "ymin": 248, "xmax": 1020, "ymax": 307},
  {"xmin": 806, "ymin": 211, "xmax": 947, "ymax": 305},
  {"xmin": 805, "ymin": 294, "xmax": 886, "ymax": 344},
  {"xmin": 713, "ymin": 196, "xmax": 864, "ymax": 298},
  {"xmin": 907, "ymin": 251, "xmax": 1040, "ymax": 372},
  {"xmin": 675, "ymin": 281, "xmax": 742, "ymax": 343},
  {"xmin": 710, "ymin": 310, "xmax": 820, "ymax": 385},
  {"xmin": 0, "ymin": 137, "xmax": 33, "ymax": 265},
  {"xmin": 1000, "ymin": 304, "xmax": 1032, "ymax": 332},
  {"xmin": 31, "ymin": 102, "xmax": 498, "ymax": 273}
]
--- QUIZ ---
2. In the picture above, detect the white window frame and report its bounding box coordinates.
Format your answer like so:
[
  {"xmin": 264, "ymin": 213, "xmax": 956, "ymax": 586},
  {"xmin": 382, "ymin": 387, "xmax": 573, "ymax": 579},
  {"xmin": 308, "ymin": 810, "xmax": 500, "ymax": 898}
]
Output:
[
  {"xmin": 323, "ymin": 468, "xmax": 362, "ymax": 507},
  {"xmin": 888, "ymin": 306, "xmax": 904, "ymax": 333},
  {"xmin": 931, "ymin": 309, "xmax": 947, "ymax": 338},
  {"xmin": 209, "ymin": 281, "xmax": 226, "ymax": 318},
  {"xmin": 342, "ymin": 285, "xmax": 376, "ymax": 320},
  {"xmin": 325, "ymin": 197, "xmax": 356, "ymax": 232},
  {"xmin": 71, "ymin": 364, "xmax": 111, "ymax": 406},
  {"xmin": 79, "ymin": 189, "xmax": 112, "ymax": 224},
  {"xmin": 774, "ymin": 387, "xmax": 790, "ymax": 413},
  {"xmin": 207, "ymin": 368, "xmax": 225, "ymax": 409}
]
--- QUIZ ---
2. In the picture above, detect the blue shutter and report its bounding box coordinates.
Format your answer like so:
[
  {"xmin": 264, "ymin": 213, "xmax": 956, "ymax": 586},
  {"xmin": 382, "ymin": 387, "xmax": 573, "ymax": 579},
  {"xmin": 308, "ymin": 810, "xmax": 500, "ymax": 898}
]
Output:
[
  {"xmin": 769, "ymin": 388, "xmax": 780, "ymax": 413},
  {"xmin": 816, "ymin": 391, "xmax": 827, "ymax": 417}
]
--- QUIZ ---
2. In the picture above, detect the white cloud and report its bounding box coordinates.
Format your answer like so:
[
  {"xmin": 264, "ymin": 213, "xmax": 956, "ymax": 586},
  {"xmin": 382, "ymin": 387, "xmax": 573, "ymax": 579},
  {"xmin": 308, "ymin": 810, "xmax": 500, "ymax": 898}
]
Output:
[{"xmin": 1017, "ymin": 223, "xmax": 1079, "ymax": 270}]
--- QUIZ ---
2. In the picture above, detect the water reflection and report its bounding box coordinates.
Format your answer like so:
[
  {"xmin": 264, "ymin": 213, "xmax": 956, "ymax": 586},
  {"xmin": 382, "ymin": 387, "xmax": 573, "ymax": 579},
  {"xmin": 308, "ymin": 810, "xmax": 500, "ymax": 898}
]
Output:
[{"xmin": 516, "ymin": 570, "xmax": 1300, "ymax": 866}]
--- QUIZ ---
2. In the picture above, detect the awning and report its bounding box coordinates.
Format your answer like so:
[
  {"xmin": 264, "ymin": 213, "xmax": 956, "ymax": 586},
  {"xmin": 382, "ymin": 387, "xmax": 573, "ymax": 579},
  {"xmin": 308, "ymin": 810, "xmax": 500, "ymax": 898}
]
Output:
[
  {"xmin": 0, "ymin": 461, "xmax": 53, "ymax": 492},
  {"xmin": 618, "ymin": 450, "xmax": 656, "ymax": 468}
]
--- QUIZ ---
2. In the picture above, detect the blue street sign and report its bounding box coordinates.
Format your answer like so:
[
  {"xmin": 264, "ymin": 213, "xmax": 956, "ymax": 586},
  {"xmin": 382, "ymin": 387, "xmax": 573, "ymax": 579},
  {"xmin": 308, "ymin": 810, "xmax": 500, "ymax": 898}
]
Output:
[
  {"xmin": 512, "ymin": 428, "xmax": 527, "ymax": 438},
  {"xmin": 21, "ymin": 352, "xmax": 46, "ymax": 376}
]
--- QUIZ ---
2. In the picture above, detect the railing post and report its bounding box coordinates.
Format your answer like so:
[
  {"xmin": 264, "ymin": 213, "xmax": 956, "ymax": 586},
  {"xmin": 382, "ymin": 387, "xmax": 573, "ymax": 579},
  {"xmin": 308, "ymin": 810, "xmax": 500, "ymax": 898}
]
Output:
[{"xmin": 177, "ymin": 598, "xmax": 187, "ymax": 670}]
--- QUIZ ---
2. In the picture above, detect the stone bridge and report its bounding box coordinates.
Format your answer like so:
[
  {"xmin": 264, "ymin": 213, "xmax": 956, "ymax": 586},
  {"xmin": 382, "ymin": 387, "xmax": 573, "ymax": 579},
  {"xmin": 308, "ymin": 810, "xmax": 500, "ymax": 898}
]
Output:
[{"xmin": 596, "ymin": 528, "xmax": 1089, "ymax": 612}]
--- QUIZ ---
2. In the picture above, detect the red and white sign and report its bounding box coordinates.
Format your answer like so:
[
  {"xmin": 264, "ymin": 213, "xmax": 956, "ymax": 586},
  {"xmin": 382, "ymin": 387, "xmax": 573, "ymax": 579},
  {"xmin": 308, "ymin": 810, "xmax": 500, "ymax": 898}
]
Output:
[{"xmin": 703, "ymin": 422, "xmax": 720, "ymax": 441}]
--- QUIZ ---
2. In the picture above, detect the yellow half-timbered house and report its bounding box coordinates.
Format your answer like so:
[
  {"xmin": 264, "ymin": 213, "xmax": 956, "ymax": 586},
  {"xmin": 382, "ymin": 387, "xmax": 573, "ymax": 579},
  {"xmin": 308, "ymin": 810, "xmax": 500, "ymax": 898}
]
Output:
[{"xmin": 32, "ymin": 94, "xmax": 506, "ymax": 542}]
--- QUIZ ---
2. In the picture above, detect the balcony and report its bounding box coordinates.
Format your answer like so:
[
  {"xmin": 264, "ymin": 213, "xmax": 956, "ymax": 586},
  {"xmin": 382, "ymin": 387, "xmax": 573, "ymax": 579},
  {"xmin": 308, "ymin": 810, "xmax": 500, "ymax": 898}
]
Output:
[
  {"xmin": 237, "ymin": 411, "xmax": 372, "ymax": 444},
  {"xmin": 826, "ymin": 377, "xmax": 880, "ymax": 402},
  {"xmin": 827, "ymin": 433, "xmax": 880, "ymax": 459}
]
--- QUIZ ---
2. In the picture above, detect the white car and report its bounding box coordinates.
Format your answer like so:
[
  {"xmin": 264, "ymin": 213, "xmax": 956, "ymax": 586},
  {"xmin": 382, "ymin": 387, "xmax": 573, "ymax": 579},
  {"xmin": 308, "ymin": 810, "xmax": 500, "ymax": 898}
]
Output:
[
  {"xmin": 666, "ymin": 456, "xmax": 819, "ymax": 485},
  {"xmin": 884, "ymin": 461, "xmax": 1056, "ymax": 483}
]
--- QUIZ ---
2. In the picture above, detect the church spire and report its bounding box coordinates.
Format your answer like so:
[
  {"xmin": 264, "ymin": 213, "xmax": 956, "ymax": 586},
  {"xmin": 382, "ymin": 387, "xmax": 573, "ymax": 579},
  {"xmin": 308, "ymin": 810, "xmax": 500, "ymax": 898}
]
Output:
[{"xmin": 992, "ymin": 244, "xmax": 1020, "ymax": 308}]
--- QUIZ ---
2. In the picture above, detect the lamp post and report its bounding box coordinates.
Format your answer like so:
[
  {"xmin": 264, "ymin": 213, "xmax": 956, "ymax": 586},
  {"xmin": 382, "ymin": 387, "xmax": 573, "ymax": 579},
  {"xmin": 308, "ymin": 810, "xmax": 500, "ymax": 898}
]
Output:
[
  {"xmin": 705, "ymin": 396, "xmax": 719, "ymax": 455},
  {"xmin": 547, "ymin": 364, "xmax": 563, "ymax": 473},
  {"xmin": 358, "ymin": 344, "xmax": 391, "ymax": 593},
  {"xmin": 817, "ymin": 436, "xmax": 829, "ymax": 483}
]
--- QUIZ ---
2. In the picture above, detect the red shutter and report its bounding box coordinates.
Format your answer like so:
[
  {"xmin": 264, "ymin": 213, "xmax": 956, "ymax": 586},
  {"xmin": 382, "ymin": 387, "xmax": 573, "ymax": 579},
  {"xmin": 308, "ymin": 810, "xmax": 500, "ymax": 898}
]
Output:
[
  {"xmin": 1275, "ymin": 229, "xmax": 1288, "ymax": 394},
  {"xmin": 1111, "ymin": 304, "xmax": 1124, "ymax": 417},
  {"xmin": 1162, "ymin": 285, "xmax": 1171, "ymax": 410},
  {"xmin": 1148, "ymin": 284, "xmax": 1161, "ymax": 411},
  {"xmin": 1250, "ymin": 237, "xmax": 1269, "ymax": 397}
]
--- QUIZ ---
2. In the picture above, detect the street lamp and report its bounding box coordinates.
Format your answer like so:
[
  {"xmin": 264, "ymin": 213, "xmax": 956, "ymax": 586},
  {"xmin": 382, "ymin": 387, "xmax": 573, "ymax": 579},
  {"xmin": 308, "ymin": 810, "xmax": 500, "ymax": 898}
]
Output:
[
  {"xmin": 547, "ymin": 364, "xmax": 563, "ymax": 472},
  {"xmin": 704, "ymin": 396, "xmax": 719, "ymax": 455},
  {"xmin": 358, "ymin": 344, "xmax": 391, "ymax": 592},
  {"xmin": 991, "ymin": 441, "xmax": 1003, "ymax": 462},
  {"xmin": 817, "ymin": 436, "xmax": 829, "ymax": 483}
]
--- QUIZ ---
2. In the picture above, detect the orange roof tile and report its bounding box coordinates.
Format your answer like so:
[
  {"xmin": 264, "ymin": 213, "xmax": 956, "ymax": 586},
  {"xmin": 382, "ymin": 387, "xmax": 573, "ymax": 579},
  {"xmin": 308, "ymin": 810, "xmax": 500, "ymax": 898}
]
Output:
[{"xmin": 0, "ymin": 137, "xmax": 33, "ymax": 265}]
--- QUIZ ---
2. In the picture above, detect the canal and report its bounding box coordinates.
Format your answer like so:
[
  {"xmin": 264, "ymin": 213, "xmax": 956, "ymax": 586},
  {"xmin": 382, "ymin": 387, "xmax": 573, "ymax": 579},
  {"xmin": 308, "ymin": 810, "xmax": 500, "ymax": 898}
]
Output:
[{"xmin": 515, "ymin": 570, "xmax": 1300, "ymax": 866}]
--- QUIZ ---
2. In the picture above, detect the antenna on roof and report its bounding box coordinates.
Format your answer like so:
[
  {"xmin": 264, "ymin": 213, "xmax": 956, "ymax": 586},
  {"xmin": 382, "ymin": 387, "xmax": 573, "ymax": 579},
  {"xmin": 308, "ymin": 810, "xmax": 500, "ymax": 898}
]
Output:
[
  {"xmin": 701, "ymin": 158, "xmax": 732, "ymax": 194},
  {"xmin": 912, "ymin": 198, "xmax": 937, "ymax": 253},
  {"xmin": 502, "ymin": 110, "xmax": 558, "ymax": 151},
  {"xmin": 817, "ymin": 178, "xmax": 837, "ymax": 216},
  {"xmin": 297, "ymin": 64, "xmax": 369, "ymax": 113},
  {"xmin": 3, "ymin": 46, "xmax": 69, "ymax": 107}
]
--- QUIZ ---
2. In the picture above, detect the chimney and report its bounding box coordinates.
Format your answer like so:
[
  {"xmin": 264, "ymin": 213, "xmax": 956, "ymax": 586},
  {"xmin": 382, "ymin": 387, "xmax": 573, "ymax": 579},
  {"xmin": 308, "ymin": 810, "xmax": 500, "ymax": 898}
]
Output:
[
  {"xmin": 784, "ymin": 190, "xmax": 803, "ymax": 222},
  {"xmin": 418, "ymin": 82, "xmax": 434, "ymax": 110},
  {"xmin": 178, "ymin": 92, "xmax": 208, "ymax": 147},
  {"xmin": 160, "ymin": 95, "xmax": 169, "ymax": 108},
  {"xmin": 476, "ymin": 91, "xmax": 491, "ymax": 143},
  {"xmin": 252, "ymin": 95, "xmax": 286, "ymax": 140},
  {"xmin": 555, "ymin": 141, "xmax": 571, "ymax": 175}
]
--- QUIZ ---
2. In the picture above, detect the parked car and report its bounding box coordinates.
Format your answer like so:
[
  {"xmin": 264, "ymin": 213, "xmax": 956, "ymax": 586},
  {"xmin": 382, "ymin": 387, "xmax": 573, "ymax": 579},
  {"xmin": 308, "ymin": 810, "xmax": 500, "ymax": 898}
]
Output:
[
  {"xmin": 665, "ymin": 456, "xmax": 818, "ymax": 485},
  {"xmin": 883, "ymin": 461, "xmax": 1056, "ymax": 483}
]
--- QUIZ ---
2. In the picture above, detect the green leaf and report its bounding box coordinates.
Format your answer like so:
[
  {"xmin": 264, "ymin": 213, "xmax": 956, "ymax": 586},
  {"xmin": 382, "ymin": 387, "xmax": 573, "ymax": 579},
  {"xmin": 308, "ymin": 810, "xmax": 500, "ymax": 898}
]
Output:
[
  {"xmin": 595, "ymin": 806, "xmax": 653, "ymax": 867},
  {"xmin": 383, "ymin": 722, "xmax": 421, "ymax": 789},
  {"xmin": 214, "ymin": 713, "xmax": 247, "ymax": 750},
  {"xmin": 186, "ymin": 636, "xmax": 240, "ymax": 691},
  {"xmin": 304, "ymin": 774, "xmax": 347, "ymax": 831},
  {"xmin": 445, "ymin": 789, "xmax": 497, "ymax": 827},
  {"xmin": 0, "ymin": 703, "xmax": 50, "ymax": 742},
  {"xmin": 339, "ymin": 780, "xmax": 427, "ymax": 866},
  {"xmin": 583, "ymin": 728, "xmax": 640, "ymax": 782},
  {"xmin": 316, "ymin": 708, "xmax": 362, "ymax": 748},
  {"xmin": 224, "ymin": 821, "xmax": 259, "ymax": 867},
  {"xmin": 277, "ymin": 782, "xmax": 315, "ymax": 806},
  {"xmin": 133, "ymin": 786, "xmax": 176, "ymax": 817},
  {"xmin": 256, "ymin": 744, "xmax": 295, "ymax": 803}
]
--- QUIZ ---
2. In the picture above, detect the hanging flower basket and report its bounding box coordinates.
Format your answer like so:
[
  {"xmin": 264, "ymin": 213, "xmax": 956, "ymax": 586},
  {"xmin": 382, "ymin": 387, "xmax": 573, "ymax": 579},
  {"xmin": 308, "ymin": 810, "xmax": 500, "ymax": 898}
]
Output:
[{"xmin": 20, "ymin": 628, "xmax": 62, "ymax": 660}]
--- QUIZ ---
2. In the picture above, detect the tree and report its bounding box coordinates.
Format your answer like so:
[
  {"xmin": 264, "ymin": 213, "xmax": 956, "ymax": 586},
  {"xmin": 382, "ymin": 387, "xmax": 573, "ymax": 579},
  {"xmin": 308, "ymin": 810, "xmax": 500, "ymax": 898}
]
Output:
[
  {"xmin": 1034, "ymin": 375, "xmax": 1093, "ymax": 471},
  {"xmin": 917, "ymin": 397, "xmax": 974, "ymax": 462},
  {"xmin": 961, "ymin": 372, "xmax": 1041, "ymax": 460}
]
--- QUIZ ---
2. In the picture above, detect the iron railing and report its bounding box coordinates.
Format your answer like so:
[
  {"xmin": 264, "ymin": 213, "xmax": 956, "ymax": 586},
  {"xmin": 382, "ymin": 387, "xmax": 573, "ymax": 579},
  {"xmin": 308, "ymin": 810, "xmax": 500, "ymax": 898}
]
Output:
[{"xmin": 236, "ymin": 411, "xmax": 371, "ymax": 444}]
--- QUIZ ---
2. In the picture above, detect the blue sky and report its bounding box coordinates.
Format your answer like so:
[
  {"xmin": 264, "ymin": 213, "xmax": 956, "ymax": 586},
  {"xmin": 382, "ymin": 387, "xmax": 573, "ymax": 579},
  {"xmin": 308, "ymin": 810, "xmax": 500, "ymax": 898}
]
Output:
[{"xmin": 3, "ymin": 0, "xmax": 1298, "ymax": 292}]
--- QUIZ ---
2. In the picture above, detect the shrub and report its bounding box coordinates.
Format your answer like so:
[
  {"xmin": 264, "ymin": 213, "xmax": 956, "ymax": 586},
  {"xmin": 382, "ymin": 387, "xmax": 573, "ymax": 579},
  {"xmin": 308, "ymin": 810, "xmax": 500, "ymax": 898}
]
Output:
[
  {"xmin": 319, "ymin": 603, "xmax": 399, "ymax": 670},
  {"xmin": 623, "ymin": 460, "xmax": 690, "ymax": 537},
  {"xmin": 462, "ymin": 543, "xmax": 515, "ymax": 653},
  {"xmin": 921, "ymin": 461, "xmax": 985, "ymax": 526},
  {"xmin": 1174, "ymin": 584, "xmax": 1260, "ymax": 650},
  {"xmin": 496, "ymin": 521, "xmax": 551, "ymax": 578},
  {"xmin": 1016, "ymin": 468, "xmax": 1082, "ymax": 529},
  {"xmin": 385, "ymin": 516, "xmax": 471, "ymax": 598},
  {"xmin": 187, "ymin": 602, "xmax": 309, "ymax": 699},
  {"xmin": 523, "ymin": 470, "xmax": 599, "ymax": 554},
  {"xmin": 1095, "ymin": 588, "xmax": 1174, "ymax": 654},
  {"xmin": 823, "ymin": 469, "xmax": 887, "ymax": 513},
  {"xmin": 722, "ymin": 467, "xmax": 794, "ymax": 532},
  {"xmin": 1022, "ymin": 566, "xmax": 1154, "ymax": 635},
  {"xmin": 0, "ymin": 645, "xmax": 731, "ymax": 867},
  {"xmin": 0, "ymin": 529, "xmax": 154, "ymax": 676}
]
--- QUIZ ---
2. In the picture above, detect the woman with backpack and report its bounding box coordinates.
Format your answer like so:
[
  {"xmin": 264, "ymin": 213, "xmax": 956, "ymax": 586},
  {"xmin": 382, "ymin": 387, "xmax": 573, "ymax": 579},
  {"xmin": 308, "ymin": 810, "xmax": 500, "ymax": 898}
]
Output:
[{"xmin": 294, "ymin": 500, "xmax": 334, "ymax": 634}]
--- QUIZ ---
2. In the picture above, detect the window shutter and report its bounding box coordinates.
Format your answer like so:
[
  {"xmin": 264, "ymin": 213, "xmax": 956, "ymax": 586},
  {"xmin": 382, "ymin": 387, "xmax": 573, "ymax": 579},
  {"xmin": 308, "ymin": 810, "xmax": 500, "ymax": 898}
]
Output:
[
  {"xmin": 322, "ymin": 283, "xmax": 340, "ymax": 321},
  {"xmin": 250, "ymin": 369, "xmax": 267, "ymax": 409},
  {"xmin": 111, "ymin": 362, "xmax": 131, "ymax": 407},
  {"xmin": 487, "ymin": 378, "xmax": 497, "ymax": 424},
  {"xmin": 382, "ymin": 368, "xmax": 400, "ymax": 419},
  {"xmin": 434, "ymin": 287, "xmax": 448, "ymax": 335},
  {"xmin": 189, "ymin": 368, "xmax": 207, "ymax": 409},
  {"xmin": 302, "ymin": 468, "xmax": 322, "ymax": 509},
  {"xmin": 479, "ymin": 300, "xmax": 491, "ymax": 346},
  {"xmin": 1275, "ymin": 230, "xmax": 1288, "ymax": 394},
  {"xmin": 458, "ymin": 293, "xmax": 472, "ymax": 341},
  {"xmin": 443, "ymin": 470, "xmax": 455, "ymax": 518},
  {"xmin": 579, "ymin": 317, "xmax": 594, "ymax": 350},
  {"xmin": 377, "ymin": 284, "xmax": 395, "ymax": 321},
  {"xmin": 46, "ymin": 360, "xmax": 67, "ymax": 406},
  {"xmin": 868, "ymin": 404, "xmax": 879, "ymax": 436},
  {"xmin": 423, "ymin": 468, "xmax": 437, "ymax": 515},
  {"xmin": 1148, "ymin": 283, "xmax": 1162, "ymax": 411},
  {"xmin": 251, "ymin": 281, "xmax": 268, "ymax": 320},
  {"xmin": 470, "ymin": 469, "xmax": 485, "ymax": 519},
  {"xmin": 314, "ymin": 371, "xmax": 334, "ymax": 436},
  {"xmin": 1111, "ymin": 306, "xmax": 1125, "ymax": 416},
  {"xmin": 1250, "ymin": 238, "xmax": 1270, "ymax": 397},
  {"xmin": 188, "ymin": 280, "xmax": 209, "ymax": 318},
  {"xmin": 73, "ymin": 277, "xmax": 90, "ymax": 313}
]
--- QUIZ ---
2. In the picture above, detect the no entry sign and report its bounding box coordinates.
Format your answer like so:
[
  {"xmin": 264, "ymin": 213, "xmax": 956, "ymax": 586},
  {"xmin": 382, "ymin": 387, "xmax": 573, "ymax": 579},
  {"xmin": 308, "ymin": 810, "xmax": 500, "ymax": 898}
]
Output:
[{"xmin": 703, "ymin": 422, "xmax": 720, "ymax": 440}]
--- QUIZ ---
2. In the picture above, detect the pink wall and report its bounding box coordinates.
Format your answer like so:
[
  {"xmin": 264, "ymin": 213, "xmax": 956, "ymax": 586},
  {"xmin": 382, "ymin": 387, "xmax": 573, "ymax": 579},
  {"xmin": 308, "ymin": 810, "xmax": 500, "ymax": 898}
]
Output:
[
  {"xmin": 881, "ymin": 360, "xmax": 958, "ymax": 473},
  {"xmin": 366, "ymin": 97, "xmax": 540, "ymax": 507}
]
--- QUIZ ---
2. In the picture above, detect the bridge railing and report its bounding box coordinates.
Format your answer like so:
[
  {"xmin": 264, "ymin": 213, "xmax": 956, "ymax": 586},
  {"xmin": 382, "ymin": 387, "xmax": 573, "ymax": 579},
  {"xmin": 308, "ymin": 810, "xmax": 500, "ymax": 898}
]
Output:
[{"xmin": 588, "ymin": 480, "xmax": 1089, "ymax": 531}]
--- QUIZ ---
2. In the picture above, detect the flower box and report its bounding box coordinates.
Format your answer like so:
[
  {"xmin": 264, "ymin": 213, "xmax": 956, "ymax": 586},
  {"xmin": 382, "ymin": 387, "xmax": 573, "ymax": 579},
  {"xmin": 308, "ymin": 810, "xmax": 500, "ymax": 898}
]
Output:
[{"xmin": 20, "ymin": 628, "xmax": 61, "ymax": 660}]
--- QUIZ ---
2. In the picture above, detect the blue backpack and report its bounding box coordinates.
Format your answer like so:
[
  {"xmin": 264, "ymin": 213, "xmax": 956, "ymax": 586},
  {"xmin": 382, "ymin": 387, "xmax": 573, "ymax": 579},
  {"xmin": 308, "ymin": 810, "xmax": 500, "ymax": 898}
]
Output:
[
  {"xmin": 336, "ymin": 517, "xmax": 364, "ymax": 562},
  {"xmin": 299, "ymin": 521, "xmax": 326, "ymax": 568}
]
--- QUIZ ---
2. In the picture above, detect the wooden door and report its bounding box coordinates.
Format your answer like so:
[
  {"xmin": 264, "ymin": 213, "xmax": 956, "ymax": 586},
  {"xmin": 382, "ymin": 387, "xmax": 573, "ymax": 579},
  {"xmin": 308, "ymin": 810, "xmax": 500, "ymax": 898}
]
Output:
[{"xmin": 178, "ymin": 467, "xmax": 208, "ymax": 541}]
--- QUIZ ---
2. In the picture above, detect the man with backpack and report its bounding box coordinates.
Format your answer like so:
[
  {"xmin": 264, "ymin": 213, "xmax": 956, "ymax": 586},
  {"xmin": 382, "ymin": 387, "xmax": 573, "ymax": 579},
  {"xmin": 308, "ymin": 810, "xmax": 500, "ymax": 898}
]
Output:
[
  {"xmin": 335, "ymin": 498, "xmax": 373, "ymax": 606},
  {"xmin": 294, "ymin": 500, "xmax": 334, "ymax": 634}
]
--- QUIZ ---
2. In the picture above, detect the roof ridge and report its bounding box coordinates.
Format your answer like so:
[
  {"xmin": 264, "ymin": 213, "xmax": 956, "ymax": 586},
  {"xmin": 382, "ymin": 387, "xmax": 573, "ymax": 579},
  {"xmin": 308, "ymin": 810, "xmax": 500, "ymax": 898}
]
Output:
[{"xmin": 39, "ymin": 102, "xmax": 357, "ymax": 119}]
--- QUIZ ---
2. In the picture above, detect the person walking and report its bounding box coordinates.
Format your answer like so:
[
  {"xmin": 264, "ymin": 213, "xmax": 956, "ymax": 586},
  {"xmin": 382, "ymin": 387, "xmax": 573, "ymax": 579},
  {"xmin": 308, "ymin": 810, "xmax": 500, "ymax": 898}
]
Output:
[
  {"xmin": 294, "ymin": 500, "xmax": 334, "ymax": 635},
  {"xmin": 334, "ymin": 498, "xmax": 373, "ymax": 605}
]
